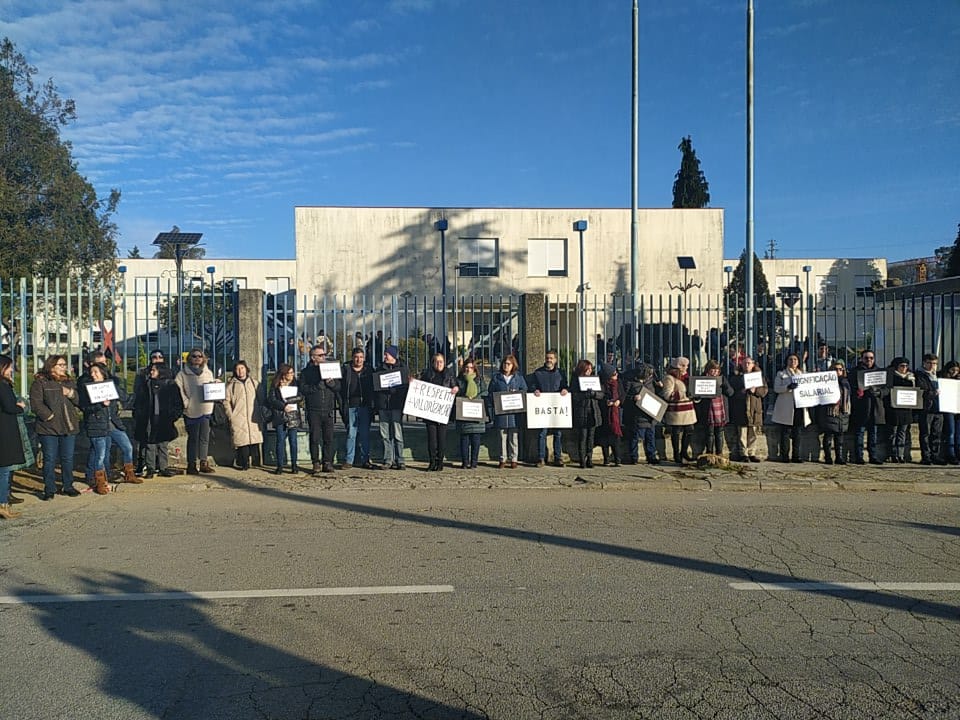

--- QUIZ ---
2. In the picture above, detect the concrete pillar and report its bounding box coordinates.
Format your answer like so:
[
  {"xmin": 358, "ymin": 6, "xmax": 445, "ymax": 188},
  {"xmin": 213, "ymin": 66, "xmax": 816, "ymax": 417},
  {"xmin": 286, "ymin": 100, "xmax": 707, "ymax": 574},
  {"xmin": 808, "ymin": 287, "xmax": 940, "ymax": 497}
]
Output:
[
  {"xmin": 237, "ymin": 289, "xmax": 264, "ymax": 381},
  {"xmin": 519, "ymin": 293, "xmax": 546, "ymax": 375}
]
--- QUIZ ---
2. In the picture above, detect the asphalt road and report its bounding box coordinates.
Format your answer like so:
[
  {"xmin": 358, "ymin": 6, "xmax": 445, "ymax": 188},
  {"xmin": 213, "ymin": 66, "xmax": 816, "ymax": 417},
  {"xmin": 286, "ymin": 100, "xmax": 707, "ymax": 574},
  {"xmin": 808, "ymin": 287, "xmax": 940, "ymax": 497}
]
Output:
[{"xmin": 1, "ymin": 484, "xmax": 958, "ymax": 719}]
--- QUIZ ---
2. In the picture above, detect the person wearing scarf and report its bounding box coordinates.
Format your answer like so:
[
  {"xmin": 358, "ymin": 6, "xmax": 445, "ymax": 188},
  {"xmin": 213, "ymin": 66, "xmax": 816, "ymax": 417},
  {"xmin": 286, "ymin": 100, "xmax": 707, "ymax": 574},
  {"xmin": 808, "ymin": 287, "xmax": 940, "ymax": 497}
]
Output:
[
  {"xmin": 571, "ymin": 359, "xmax": 604, "ymax": 468},
  {"xmin": 175, "ymin": 348, "xmax": 216, "ymax": 474},
  {"xmin": 816, "ymin": 361, "xmax": 851, "ymax": 464},
  {"xmin": 660, "ymin": 356, "xmax": 697, "ymax": 465},
  {"xmin": 884, "ymin": 357, "xmax": 915, "ymax": 463},
  {"xmin": 456, "ymin": 358, "xmax": 486, "ymax": 469},
  {"xmin": 694, "ymin": 360, "xmax": 735, "ymax": 457},
  {"xmin": 597, "ymin": 363, "xmax": 624, "ymax": 466},
  {"xmin": 773, "ymin": 353, "xmax": 811, "ymax": 462}
]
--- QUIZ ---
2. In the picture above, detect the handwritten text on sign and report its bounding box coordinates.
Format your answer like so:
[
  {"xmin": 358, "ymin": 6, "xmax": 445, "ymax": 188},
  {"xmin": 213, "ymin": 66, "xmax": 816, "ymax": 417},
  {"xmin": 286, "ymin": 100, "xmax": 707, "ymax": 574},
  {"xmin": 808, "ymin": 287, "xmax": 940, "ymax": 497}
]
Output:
[
  {"xmin": 403, "ymin": 378, "xmax": 456, "ymax": 424},
  {"xmin": 791, "ymin": 371, "xmax": 841, "ymax": 408},
  {"xmin": 526, "ymin": 392, "xmax": 572, "ymax": 429}
]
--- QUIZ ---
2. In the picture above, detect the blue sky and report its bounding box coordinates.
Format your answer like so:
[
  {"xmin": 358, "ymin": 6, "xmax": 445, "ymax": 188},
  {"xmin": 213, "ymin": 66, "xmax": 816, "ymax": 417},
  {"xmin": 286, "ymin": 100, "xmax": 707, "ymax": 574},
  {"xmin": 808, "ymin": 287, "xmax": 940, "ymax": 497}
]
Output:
[{"xmin": 2, "ymin": 0, "xmax": 957, "ymax": 262}]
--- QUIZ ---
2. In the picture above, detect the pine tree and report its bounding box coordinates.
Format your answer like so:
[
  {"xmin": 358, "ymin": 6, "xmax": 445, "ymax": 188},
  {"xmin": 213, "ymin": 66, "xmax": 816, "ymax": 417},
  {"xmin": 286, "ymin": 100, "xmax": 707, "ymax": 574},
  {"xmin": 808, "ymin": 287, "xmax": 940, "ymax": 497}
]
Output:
[
  {"xmin": 724, "ymin": 250, "xmax": 781, "ymax": 348},
  {"xmin": 127, "ymin": 245, "xmax": 142, "ymax": 259},
  {"xmin": 671, "ymin": 136, "xmax": 710, "ymax": 209}
]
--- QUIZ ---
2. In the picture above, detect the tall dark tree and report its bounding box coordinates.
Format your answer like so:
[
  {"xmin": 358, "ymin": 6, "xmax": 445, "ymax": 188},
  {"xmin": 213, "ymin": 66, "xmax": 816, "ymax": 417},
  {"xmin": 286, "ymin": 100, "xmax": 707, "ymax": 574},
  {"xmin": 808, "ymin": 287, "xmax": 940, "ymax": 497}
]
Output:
[
  {"xmin": 127, "ymin": 245, "xmax": 142, "ymax": 259},
  {"xmin": 945, "ymin": 223, "xmax": 960, "ymax": 278},
  {"xmin": 724, "ymin": 250, "xmax": 781, "ymax": 348},
  {"xmin": 671, "ymin": 135, "xmax": 710, "ymax": 209},
  {"xmin": 0, "ymin": 37, "xmax": 120, "ymax": 280}
]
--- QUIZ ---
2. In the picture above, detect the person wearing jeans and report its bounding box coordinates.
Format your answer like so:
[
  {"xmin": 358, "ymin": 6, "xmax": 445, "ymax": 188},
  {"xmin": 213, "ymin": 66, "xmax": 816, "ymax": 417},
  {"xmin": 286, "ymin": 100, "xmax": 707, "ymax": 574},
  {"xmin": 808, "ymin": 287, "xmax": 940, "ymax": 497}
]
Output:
[
  {"xmin": 29, "ymin": 354, "xmax": 81, "ymax": 500},
  {"xmin": 266, "ymin": 364, "xmax": 303, "ymax": 474},
  {"xmin": 175, "ymin": 348, "xmax": 215, "ymax": 474},
  {"xmin": 79, "ymin": 362, "xmax": 140, "ymax": 494},
  {"xmin": 374, "ymin": 345, "xmax": 408, "ymax": 469},
  {"xmin": 1, "ymin": 354, "xmax": 26, "ymax": 518},
  {"xmin": 529, "ymin": 350, "xmax": 569, "ymax": 467},
  {"xmin": 340, "ymin": 348, "xmax": 376, "ymax": 469}
]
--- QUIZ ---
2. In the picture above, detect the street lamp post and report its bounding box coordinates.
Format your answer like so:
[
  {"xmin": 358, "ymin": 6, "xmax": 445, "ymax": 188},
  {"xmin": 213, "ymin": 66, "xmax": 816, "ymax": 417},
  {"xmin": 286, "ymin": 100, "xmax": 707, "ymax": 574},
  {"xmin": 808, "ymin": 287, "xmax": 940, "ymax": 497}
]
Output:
[
  {"xmin": 434, "ymin": 218, "xmax": 448, "ymax": 356},
  {"xmin": 802, "ymin": 265, "xmax": 812, "ymax": 364},
  {"xmin": 669, "ymin": 256, "xmax": 701, "ymax": 360},
  {"xmin": 574, "ymin": 220, "xmax": 588, "ymax": 359},
  {"xmin": 723, "ymin": 265, "xmax": 733, "ymax": 359},
  {"xmin": 152, "ymin": 229, "xmax": 203, "ymax": 356},
  {"xmin": 207, "ymin": 265, "xmax": 216, "ymax": 368}
]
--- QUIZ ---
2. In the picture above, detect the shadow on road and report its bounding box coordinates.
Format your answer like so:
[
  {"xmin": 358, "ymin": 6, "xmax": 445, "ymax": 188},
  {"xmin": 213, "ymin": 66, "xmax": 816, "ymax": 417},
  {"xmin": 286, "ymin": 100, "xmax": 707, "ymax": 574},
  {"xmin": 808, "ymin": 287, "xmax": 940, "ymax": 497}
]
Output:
[
  {"xmin": 10, "ymin": 571, "xmax": 483, "ymax": 720},
  {"xmin": 212, "ymin": 475, "xmax": 960, "ymax": 622}
]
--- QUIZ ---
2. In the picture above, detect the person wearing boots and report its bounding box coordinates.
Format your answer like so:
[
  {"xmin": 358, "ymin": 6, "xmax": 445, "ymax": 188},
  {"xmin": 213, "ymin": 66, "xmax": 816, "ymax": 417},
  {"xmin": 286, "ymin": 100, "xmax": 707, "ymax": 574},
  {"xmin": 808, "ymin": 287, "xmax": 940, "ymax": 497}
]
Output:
[
  {"xmin": 175, "ymin": 348, "xmax": 216, "ymax": 474},
  {"xmin": 885, "ymin": 357, "xmax": 916, "ymax": 463},
  {"xmin": 729, "ymin": 356, "xmax": 768, "ymax": 463},
  {"xmin": 419, "ymin": 353, "xmax": 458, "ymax": 471},
  {"xmin": 79, "ymin": 349, "xmax": 127, "ymax": 483},
  {"xmin": 30, "ymin": 354, "xmax": 82, "ymax": 500},
  {"xmin": 225, "ymin": 360, "xmax": 265, "ymax": 471},
  {"xmin": 660, "ymin": 357, "xmax": 696, "ymax": 465},
  {"xmin": 0, "ymin": 355, "xmax": 26, "ymax": 519},
  {"xmin": 299, "ymin": 346, "xmax": 341, "ymax": 474},
  {"xmin": 267, "ymin": 364, "xmax": 304, "ymax": 474},
  {"xmin": 773, "ymin": 353, "xmax": 811, "ymax": 462},
  {"xmin": 596, "ymin": 363, "xmax": 624, "ymax": 466},
  {"xmin": 817, "ymin": 361, "xmax": 851, "ymax": 464},
  {"xmin": 571, "ymin": 359, "xmax": 604, "ymax": 468},
  {"xmin": 79, "ymin": 362, "xmax": 139, "ymax": 494},
  {"xmin": 133, "ymin": 363, "xmax": 182, "ymax": 478}
]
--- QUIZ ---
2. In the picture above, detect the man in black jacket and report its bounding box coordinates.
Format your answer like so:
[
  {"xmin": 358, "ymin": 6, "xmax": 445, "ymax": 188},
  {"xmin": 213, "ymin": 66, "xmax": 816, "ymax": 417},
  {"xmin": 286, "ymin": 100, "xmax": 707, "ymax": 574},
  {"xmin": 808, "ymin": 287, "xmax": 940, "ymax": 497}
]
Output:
[
  {"xmin": 916, "ymin": 353, "xmax": 945, "ymax": 465},
  {"xmin": 529, "ymin": 350, "xmax": 570, "ymax": 467},
  {"xmin": 374, "ymin": 345, "xmax": 408, "ymax": 469},
  {"xmin": 340, "ymin": 347, "xmax": 377, "ymax": 469},
  {"xmin": 300, "ymin": 344, "xmax": 342, "ymax": 474},
  {"xmin": 850, "ymin": 349, "xmax": 887, "ymax": 464}
]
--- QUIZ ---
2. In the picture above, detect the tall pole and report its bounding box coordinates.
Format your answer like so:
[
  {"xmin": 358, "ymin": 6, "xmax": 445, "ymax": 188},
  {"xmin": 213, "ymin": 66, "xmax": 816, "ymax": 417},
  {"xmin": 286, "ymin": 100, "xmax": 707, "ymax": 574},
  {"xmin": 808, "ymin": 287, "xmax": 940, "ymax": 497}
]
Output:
[
  {"xmin": 176, "ymin": 246, "xmax": 185, "ymax": 356},
  {"xmin": 578, "ymin": 226, "xmax": 586, "ymax": 359},
  {"xmin": 745, "ymin": 0, "xmax": 756, "ymax": 354},
  {"xmin": 630, "ymin": 0, "xmax": 639, "ymax": 361}
]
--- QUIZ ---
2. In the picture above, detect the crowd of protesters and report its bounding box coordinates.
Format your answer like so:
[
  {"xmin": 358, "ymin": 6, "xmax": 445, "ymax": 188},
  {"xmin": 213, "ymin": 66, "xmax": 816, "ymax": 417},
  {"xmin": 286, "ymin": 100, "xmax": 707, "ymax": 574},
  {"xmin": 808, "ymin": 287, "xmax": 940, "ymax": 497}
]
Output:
[{"xmin": 2, "ymin": 339, "xmax": 957, "ymax": 520}]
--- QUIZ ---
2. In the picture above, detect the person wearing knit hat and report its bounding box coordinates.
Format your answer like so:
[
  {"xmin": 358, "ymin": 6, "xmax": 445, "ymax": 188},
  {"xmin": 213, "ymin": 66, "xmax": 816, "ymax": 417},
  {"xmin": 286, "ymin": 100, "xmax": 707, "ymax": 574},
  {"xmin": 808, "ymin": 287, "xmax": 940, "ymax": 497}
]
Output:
[
  {"xmin": 596, "ymin": 363, "xmax": 624, "ymax": 466},
  {"xmin": 660, "ymin": 358, "xmax": 696, "ymax": 464},
  {"xmin": 374, "ymin": 344, "xmax": 408, "ymax": 469},
  {"xmin": 884, "ymin": 357, "xmax": 915, "ymax": 463}
]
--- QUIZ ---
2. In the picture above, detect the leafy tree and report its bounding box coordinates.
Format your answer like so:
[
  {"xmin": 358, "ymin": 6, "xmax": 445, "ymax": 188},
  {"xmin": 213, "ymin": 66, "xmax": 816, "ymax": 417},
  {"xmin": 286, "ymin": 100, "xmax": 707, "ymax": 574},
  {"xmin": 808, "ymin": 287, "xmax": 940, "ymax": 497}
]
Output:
[
  {"xmin": 154, "ymin": 280, "xmax": 236, "ymax": 363},
  {"xmin": 0, "ymin": 37, "xmax": 120, "ymax": 280},
  {"xmin": 127, "ymin": 245, "xmax": 142, "ymax": 259},
  {"xmin": 945, "ymin": 224, "xmax": 960, "ymax": 278},
  {"xmin": 724, "ymin": 250, "xmax": 781, "ymax": 348},
  {"xmin": 152, "ymin": 243, "xmax": 205, "ymax": 260},
  {"xmin": 671, "ymin": 135, "xmax": 710, "ymax": 209}
]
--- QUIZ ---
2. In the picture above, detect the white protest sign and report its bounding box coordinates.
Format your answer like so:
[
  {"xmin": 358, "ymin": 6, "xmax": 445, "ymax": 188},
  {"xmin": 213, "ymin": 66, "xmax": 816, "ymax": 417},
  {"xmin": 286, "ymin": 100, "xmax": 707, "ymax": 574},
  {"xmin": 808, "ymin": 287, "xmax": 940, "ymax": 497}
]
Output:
[
  {"xmin": 860, "ymin": 370, "xmax": 887, "ymax": 388},
  {"xmin": 939, "ymin": 378, "xmax": 960, "ymax": 414},
  {"xmin": 455, "ymin": 397, "xmax": 486, "ymax": 421},
  {"xmin": 742, "ymin": 371, "xmax": 764, "ymax": 390},
  {"xmin": 526, "ymin": 392, "xmax": 572, "ymax": 429},
  {"xmin": 202, "ymin": 382, "xmax": 226, "ymax": 401},
  {"xmin": 578, "ymin": 375, "xmax": 601, "ymax": 391},
  {"xmin": 86, "ymin": 381, "xmax": 119, "ymax": 404},
  {"xmin": 403, "ymin": 378, "xmax": 456, "ymax": 424},
  {"xmin": 318, "ymin": 362, "xmax": 342, "ymax": 380},
  {"xmin": 280, "ymin": 385, "xmax": 298, "ymax": 400},
  {"xmin": 377, "ymin": 370, "xmax": 404, "ymax": 389},
  {"xmin": 891, "ymin": 387, "xmax": 922, "ymax": 409},
  {"xmin": 637, "ymin": 389, "xmax": 667, "ymax": 422},
  {"xmin": 791, "ymin": 371, "xmax": 841, "ymax": 409},
  {"xmin": 691, "ymin": 377, "xmax": 718, "ymax": 397}
]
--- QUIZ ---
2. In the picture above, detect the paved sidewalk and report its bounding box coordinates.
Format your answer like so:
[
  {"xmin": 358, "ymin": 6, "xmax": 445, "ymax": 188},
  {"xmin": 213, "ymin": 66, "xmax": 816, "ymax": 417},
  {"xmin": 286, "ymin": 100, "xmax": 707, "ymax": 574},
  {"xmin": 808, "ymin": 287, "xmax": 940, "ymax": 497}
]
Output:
[{"xmin": 13, "ymin": 457, "xmax": 959, "ymax": 500}]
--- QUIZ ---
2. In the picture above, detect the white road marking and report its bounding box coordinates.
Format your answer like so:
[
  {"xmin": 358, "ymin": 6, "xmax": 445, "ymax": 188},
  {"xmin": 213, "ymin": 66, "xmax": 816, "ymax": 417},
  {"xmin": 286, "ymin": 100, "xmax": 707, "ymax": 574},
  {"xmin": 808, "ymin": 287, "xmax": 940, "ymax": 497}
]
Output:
[
  {"xmin": 0, "ymin": 584, "xmax": 455, "ymax": 605},
  {"xmin": 730, "ymin": 582, "xmax": 960, "ymax": 592}
]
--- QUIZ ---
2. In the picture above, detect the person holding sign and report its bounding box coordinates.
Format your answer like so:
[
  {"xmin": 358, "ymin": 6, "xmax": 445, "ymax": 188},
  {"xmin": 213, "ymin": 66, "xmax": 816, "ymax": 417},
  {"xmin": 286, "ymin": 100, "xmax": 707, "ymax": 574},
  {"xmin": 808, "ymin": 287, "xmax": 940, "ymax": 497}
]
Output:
[
  {"xmin": 30, "ymin": 355, "xmax": 82, "ymax": 499},
  {"xmin": 340, "ymin": 348, "xmax": 377, "ymax": 470},
  {"xmin": 300, "ymin": 345, "xmax": 342, "ymax": 474},
  {"xmin": 916, "ymin": 353, "xmax": 945, "ymax": 465},
  {"xmin": 773, "ymin": 353, "xmax": 811, "ymax": 462},
  {"xmin": 529, "ymin": 350, "xmax": 570, "ymax": 467},
  {"xmin": 940, "ymin": 360, "xmax": 960, "ymax": 465},
  {"xmin": 266, "ymin": 364, "xmax": 304, "ymax": 475},
  {"xmin": 571, "ymin": 360, "xmax": 604, "ymax": 468},
  {"xmin": 851, "ymin": 349, "xmax": 887, "ymax": 465},
  {"xmin": 175, "ymin": 348, "xmax": 216, "ymax": 475},
  {"xmin": 487, "ymin": 355, "xmax": 527, "ymax": 468},
  {"xmin": 419, "ymin": 353, "xmax": 458, "ymax": 471},
  {"xmin": 374, "ymin": 345, "xmax": 409, "ymax": 470},
  {"xmin": 694, "ymin": 360, "xmax": 734, "ymax": 457},
  {"xmin": 884, "ymin": 358, "xmax": 915, "ymax": 463},
  {"xmin": 79, "ymin": 363, "xmax": 138, "ymax": 493},
  {"xmin": 815, "ymin": 361, "xmax": 851, "ymax": 465},
  {"xmin": 660, "ymin": 357, "xmax": 697, "ymax": 465},
  {"xmin": 621, "ymin": 363, "xmax": 662, "ymax": 465},
  {"xmin": 729, "ymin": 356, "xmax": 768, "ymax": 463},
  {"xmin": 456, "ymin": 358, "xmax": 486, "ymax": 469}
]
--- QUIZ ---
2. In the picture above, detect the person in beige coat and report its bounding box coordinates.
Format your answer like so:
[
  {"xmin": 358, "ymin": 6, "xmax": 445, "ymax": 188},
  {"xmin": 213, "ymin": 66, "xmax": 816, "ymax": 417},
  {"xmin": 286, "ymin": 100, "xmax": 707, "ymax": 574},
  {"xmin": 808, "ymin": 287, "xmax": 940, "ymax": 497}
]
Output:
[
  {"xmin": 659, "ymin": 356, "xmax": 697, "ymax": 464},
  {"xmin": 224, "ymin": 361, "xmax": 264, "ymax": 470},
  {"xmin": 175, "ymin": 348, "xmax": 215, "ymax": 474}
]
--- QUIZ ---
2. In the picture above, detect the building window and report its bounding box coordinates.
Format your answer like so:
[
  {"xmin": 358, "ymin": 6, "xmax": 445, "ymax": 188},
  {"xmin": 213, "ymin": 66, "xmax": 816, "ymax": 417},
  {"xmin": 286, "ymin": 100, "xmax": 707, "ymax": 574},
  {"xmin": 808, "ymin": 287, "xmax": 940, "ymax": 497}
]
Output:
[
  {"xmin": 264, "ymin": 277, "xmax": 290, "ymax": 295},
  {"xmin": 855, "ymin": 274, "xmax": 875, "ymax": 296},
  {"xmin": 458, "ymin": 238, "xmax": 498, "ymax": 277},
  {"xmin": 528, "ymin": 238, "xmax": 568, "ymax": 277},
  {"xmin": 815, "ymin": 275, "xmax": 838, "ymax": 294}
]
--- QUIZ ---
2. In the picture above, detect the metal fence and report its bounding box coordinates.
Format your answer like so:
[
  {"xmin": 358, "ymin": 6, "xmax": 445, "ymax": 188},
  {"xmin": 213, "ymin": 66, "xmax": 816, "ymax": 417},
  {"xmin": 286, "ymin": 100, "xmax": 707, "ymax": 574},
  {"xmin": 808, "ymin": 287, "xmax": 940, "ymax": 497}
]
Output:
[{"xmin": 0, "ymin": 276, "xmax": 239, "ymax": 396}]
